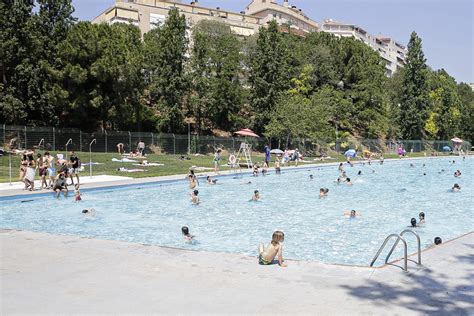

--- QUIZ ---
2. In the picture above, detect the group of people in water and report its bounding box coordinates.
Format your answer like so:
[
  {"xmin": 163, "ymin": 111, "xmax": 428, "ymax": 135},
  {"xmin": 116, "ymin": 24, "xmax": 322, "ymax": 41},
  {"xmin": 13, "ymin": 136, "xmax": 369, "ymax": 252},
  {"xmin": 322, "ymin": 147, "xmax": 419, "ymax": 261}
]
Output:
[{"xmin": 182, "ymin": 151, "xmax": 467, "ymax": 267}]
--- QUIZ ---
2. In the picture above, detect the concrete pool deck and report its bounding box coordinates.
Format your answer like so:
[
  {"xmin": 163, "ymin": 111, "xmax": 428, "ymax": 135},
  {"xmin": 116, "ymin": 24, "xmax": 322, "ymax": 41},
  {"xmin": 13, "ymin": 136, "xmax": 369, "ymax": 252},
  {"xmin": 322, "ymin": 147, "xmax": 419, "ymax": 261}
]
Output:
[{"xmin": 1, "ymin": 229, "xmax": 473, "ymax": 315}]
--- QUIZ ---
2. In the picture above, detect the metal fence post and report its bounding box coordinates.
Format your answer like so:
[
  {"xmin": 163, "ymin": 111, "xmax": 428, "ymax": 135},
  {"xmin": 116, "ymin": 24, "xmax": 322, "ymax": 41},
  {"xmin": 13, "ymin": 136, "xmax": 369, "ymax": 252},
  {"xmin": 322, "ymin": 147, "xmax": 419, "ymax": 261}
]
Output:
[
  {"xmin": 128, "ymin": 131, "xmax": 132, "ymax": 153},
  {"xmin": 105, "ymin": 130, "xmax": 108, "ymax": 153},
  {"xmin": 173, "ymin": 134, "xmax": 176, "ymax": 155},
  {"xmin": 79, "ymin": 131, "xmax": 82, "ymax": 152},
  {"xmin": 52, "ymin": 127, "xmax": 55, "ymax": 151}
]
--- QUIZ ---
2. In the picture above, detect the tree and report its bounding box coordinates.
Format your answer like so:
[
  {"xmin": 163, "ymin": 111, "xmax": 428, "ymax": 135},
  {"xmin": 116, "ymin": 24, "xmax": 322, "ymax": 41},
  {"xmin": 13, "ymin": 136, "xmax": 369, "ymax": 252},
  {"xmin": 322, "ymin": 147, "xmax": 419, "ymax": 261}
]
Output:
[
  {"xmin": 397, "ymin": 31, "xmax": 430, "ymax": 139},
  {"xmin": 426, "ymin": 69, "xmax": 462, "ymax": 139},
  {"xmin": 144, "ymin": 8, "xmax": 188, "ymax": 133},
  {"xmin": 188, "ymin": 20, "xmax": 243, "ymax": 134},
  {"xmin": 456, "ymin": 82, "xmax": 474, "ymax": 142},
  {"xmin": 0, "ymin": 0, "xmax": 36, "ymax": 124},
  {"xmin": 249, "ymin": 21, "xmax": 291, "ymax": 133},
  {"xmin": 55, "ymin": 22, "xmax": 145, "ymax": 131}
]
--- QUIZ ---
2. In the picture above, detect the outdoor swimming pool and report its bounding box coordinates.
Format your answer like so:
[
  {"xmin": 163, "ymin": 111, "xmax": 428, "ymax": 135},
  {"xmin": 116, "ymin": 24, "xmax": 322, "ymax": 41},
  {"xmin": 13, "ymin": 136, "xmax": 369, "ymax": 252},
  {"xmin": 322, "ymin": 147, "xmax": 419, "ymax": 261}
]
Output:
[{"xmin": 1, "ymin": 157, "xmax": 473, "ymax": 266}]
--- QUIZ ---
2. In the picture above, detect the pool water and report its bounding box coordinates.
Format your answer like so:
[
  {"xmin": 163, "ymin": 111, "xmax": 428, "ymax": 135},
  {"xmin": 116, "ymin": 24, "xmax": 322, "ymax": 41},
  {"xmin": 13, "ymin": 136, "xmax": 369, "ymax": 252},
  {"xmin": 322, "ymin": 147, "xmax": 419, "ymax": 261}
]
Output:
[{"xmin": 1, "ymin": 157, "xmax": 473, "ymax": 266}]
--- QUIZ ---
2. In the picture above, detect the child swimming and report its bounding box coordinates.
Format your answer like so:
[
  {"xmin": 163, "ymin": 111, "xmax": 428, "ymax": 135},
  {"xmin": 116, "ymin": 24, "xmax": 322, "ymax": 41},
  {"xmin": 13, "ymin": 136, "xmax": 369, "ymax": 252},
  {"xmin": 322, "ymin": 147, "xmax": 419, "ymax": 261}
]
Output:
[
  {"xmin": 418, "ymin": 212, "xmax": 425, "ymax": 225},
  {"xmin": 251, "ymin": 190, "xmax": 261, "ymax": 201},
  {"xmin": 344, "ymin": 210, "xmax": 361, "ymax": 218},
  {"xmin": 191, "ymin": 190, "xmax": 200, "ymax": 204},
  {"xmin": 258, "ymin": 231, "xmax": 287, "ymax": 267},
  {"xmin": 206, "ymin": 176, "xmax": 217, "ymax": 184},
  {"xmin": 319, "ymin": 188, "xmax": 328, "ymax": 198},
  {"xmin": 181, "ymin": 226, "xmax": 194, "ymax": 243},
  {"xmin": 74, "ymin": 184, "xmax": 82, "ymax": 201},
  {"xmin": 452, "ymin": 183, "xmax": 461, "ymax": 192}
]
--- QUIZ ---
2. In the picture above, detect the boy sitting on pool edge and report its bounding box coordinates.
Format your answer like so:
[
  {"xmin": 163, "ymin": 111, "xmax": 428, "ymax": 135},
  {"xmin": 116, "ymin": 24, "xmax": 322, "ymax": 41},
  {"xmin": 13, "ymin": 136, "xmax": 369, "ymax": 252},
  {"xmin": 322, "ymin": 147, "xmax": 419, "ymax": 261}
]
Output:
[{"xmin": 258, "ymin": 231, "xmax": 287, "ymax": 267}]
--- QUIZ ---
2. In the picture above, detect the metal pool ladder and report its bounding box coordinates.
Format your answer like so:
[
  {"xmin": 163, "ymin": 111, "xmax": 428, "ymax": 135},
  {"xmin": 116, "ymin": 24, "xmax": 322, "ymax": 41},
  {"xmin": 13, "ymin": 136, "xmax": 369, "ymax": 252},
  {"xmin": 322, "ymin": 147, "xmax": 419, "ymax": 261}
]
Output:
[{"xmin": 370, "ymin": 229, "xmax": 422, "ymax": 272}]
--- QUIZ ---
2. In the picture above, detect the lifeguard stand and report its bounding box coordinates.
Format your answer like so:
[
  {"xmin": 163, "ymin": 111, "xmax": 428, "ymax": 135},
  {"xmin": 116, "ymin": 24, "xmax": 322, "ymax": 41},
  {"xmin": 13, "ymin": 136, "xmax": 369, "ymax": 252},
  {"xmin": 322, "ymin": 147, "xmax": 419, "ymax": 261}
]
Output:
[{"xmin": 236, "ymin": 142, "xmax": 253, "ymax": 169}]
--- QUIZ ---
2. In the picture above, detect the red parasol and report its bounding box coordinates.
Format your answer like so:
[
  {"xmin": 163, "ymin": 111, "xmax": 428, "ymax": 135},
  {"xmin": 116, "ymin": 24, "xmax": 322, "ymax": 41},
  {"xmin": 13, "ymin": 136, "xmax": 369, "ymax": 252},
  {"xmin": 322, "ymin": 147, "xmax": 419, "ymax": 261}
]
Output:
[{"xmin": 234, "ymin": 128, "xmax": 259, "ymax": 138}]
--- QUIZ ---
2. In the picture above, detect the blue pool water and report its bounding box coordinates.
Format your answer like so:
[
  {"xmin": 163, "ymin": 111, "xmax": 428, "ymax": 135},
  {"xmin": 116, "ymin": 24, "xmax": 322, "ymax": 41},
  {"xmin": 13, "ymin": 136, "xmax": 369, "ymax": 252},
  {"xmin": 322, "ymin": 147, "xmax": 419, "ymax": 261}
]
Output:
[{"xmin": 1, "ymin": 157, "xmax": 473, "ymax": 266}]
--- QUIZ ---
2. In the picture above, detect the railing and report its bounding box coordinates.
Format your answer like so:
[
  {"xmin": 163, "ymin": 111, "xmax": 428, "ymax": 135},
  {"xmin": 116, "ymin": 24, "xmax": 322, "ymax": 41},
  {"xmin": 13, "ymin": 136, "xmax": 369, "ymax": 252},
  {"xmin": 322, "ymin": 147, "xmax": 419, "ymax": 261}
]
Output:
[
  {"xmin": 0, "ymin": 124, "xmax": 471, "ymax": 156},
  {"xmin": 370, "ymin": 229, "xmax": 422, "ymax": 272}
]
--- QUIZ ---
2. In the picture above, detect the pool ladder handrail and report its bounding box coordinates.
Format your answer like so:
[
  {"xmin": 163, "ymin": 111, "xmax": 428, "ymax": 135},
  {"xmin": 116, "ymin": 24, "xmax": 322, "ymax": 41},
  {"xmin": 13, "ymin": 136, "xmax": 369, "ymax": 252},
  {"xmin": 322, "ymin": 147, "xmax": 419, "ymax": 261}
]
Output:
[
  {"xmin": 385, "ymin": 229, "xmax": 421, "ymax": 266},
  {"xmin": 370, "ymin": 229, "xmax": 422, "ymax": 272}
]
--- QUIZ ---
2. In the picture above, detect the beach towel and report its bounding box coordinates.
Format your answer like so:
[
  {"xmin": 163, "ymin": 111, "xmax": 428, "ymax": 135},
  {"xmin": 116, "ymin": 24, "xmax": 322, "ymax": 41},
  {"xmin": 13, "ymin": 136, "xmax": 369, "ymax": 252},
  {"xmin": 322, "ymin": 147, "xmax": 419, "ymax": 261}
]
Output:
[
  {"xmin": 112, "ymin": 158, "xmax": 137, "ymax": 163},
  {"xmin": 132, "ymin": 163, "xmax": 163, "ymax": 167}
]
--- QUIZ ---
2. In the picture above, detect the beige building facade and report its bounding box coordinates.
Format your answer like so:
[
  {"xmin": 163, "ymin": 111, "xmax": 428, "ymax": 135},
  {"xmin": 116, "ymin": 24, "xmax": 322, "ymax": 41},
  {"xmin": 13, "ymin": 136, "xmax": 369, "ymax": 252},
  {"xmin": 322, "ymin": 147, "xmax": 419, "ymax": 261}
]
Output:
[
  {"xmin": 93, "ymin": 0, "xmax": 406, "ymax": 75},
  {"xmin": 322, "ymin": 19, "xmax": 407, "ymax": 76}
]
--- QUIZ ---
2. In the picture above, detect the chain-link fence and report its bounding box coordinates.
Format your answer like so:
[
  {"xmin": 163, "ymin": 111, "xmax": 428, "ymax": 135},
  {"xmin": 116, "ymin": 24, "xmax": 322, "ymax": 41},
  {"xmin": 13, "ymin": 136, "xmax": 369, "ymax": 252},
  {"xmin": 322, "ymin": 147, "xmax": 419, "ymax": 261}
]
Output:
[{"xmin": 0, "ymin": 124, "xmax": 471, "ymax": 155}]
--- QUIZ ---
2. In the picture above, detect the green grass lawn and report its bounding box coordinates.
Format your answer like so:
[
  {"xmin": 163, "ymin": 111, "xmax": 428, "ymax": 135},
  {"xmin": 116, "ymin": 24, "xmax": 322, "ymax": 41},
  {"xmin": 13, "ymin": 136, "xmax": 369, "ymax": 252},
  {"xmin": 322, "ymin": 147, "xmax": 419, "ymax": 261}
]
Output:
[{"xmin": 0, "ymin": 150, "xmax": 429, "ymax": 183}]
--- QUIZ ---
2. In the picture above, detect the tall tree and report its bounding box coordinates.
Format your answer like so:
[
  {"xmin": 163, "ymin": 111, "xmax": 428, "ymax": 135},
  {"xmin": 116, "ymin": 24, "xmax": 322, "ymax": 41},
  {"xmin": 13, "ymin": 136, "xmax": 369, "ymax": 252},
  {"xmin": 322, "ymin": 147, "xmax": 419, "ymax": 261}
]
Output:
[
  {"xmin": 426, "ymin": 69, "xmax": 462, "ymax": 139},
  {"xmin": 249, "ymin": 21, "xmax": 291, "ymax": 133},
  {"xmin": 144, "ymin": 8, "xmax": 188, "ymax": 133},
  {"xmin": 55, "ymin": 22, "xmax": 145, "ymax": 131},
  {"xmin": 397, "ymin": 31, "xmax": 430, "ymax": 139},
  {"xmin": 0, "ymin": 0, "xmax": 36, "ymax": 124},
  {"xmin": 456, "ymin": 82, "xmax": 474, "ymax": 142},
  {"xmin": 188, "ymin": 20, "xmax": 243, "ymax": 134}
]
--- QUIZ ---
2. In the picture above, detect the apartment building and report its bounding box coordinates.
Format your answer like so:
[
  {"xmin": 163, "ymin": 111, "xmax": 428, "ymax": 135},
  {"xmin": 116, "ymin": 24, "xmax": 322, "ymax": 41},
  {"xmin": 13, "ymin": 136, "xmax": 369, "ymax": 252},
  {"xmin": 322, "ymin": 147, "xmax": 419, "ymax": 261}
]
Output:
[
  {"xmin": 93, "ymin": 1, "xmax": 406, "ymax": 75},
  {"xmin": 322, "ymin": 19, "xmax": 407, "ymax": 76},
  {"xmin": 92, "ymin": 0, "xmax": 261, "ymax": 37},
  {"xmin": 245, "ymin": 0, "xmax": 319, "ymax": 35}
]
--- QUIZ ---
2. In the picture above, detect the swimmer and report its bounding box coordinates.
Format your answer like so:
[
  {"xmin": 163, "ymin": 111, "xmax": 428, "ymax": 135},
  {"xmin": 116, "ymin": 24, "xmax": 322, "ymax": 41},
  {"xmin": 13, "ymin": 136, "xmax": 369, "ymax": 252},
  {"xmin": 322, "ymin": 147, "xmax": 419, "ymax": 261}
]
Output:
[
  {"xmin": 410, "ymin": 163, "xmax": 415, "ymax": 168},
  {"xmin": 410, "ymin": 217, "xmax": 417, "ymax": 228},
  {"xmin": 454, "ymin": 170, "xmax": 461, "ymax": 177},
  {"xmin": 275, "ymin": 160, "xmax": 281, "ymax": 174},
  {"xmin": 319, "ymin": 188, "xmax": 328, "ymax": 198},
  {"xmin": 338, "ymin": 163, "xmax": 344, "ymax": 173},
  {"xmin": 452, "ymin": 183, "xmax": 461, "ymax": 192},
  {"xmin": 188, "ymin": 174, "xmax": 198, "ymax": 189},
  {"xmin": 418, "ymin": 212, "xmax": 425, "ymax": 225},
  {"xmin": 423, "ymin": 173, "xmax": 426, "ymax": 176},
  {"xmin": 434, "ymin": 237, "xmax": 442, "ymax": 245},
  {"xmin": 74, "ymin": 184, "xmax": 82, "ymax": 201},
  {"xmin": 206, "ymin": 176, "xmax": 217, "ymax": 185},
  {"xmin": 257, "ymin": 231, "xmax": 287, "ymax": 267},
  {"xmin": 345, "ymin": 178, "xmax": 353, "ymax": 186},
  {"xmin": 82, "ymin": 209, "xmax": 96, "ymax": 216},
  {"xmin": 438, "ymin": 169, "xmax": 445, "ymax": 174},
  {"xmin": 191, "ymin": 189, "xmax": 200, "ymax": 204},
  {"xmin": 253, "ymin": 164, "xmax": 259, "ymax": 177},
  {"xmin": 452, "ymin": 160, "xmax": 456, "ymax": 164},
  {"xmin": 252, "ymin": 190, "xmax": 261, "ymax": 201},
  {"xmin": 357, "ymin": 170, "xmax": 362, "ymax": 176},
  {"xmin": 380, "ymin": 156, "xmax": 384, "ymax": 165},
  {"xmin": 181, "ymin": 226, "xmax": 194, "ymax": 243},
  {"xmin": 344, "ymin": 210, "xmax": 361, "ymax": 218},
  {"xmin": 309, "ymin": 174, "xmax": 314, "ymax": 180}
]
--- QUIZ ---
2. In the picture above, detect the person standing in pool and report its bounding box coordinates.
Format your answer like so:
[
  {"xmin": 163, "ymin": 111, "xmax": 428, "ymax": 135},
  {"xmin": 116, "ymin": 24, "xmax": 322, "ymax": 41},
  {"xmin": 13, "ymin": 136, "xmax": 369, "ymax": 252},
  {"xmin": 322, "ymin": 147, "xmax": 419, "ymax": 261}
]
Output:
[
  {"xmin": 418, "ymin": 212, "xmax": 425, "ymax": 225},
  {"xmin": 190, "ymin": 190, "xmax": 199, "ymax": 204},
  {"xmin": 181, "ymin": 226, "xmax": 194, "ymax": 243},
  {"xmin": 258, "ymin": 231, "xmax": 287, "ymax": 267},
  {"xmin": 252, "ymin": 190, "xmax": 261, "ymax": 201},
  {"xmin": 213, "ymin": 149, "xmax": 222, "ymax": 174},
  {"xmin": 264, "ymin": 145, "xmax": 271, "ymax": 168}
]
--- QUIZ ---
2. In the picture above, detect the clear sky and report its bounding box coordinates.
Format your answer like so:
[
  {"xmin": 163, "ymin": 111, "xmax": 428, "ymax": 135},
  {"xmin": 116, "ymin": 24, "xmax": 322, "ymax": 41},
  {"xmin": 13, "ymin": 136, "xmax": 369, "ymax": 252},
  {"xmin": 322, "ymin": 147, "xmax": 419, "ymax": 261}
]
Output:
[{"xmin": 73, "ymin": 0, "xmax": 473, "ymax": 83}]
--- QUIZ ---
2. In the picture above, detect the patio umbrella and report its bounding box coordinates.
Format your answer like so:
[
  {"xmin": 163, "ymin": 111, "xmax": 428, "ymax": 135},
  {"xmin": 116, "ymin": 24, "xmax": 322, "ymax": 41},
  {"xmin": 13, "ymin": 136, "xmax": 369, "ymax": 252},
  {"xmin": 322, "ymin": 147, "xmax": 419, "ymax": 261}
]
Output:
[
  {"xmin": 451, "ymin": 137, "xmax": 463, "ymax": 143},
  {"xmin": 443, "ymin": 146, "xmax": 451, "ymax": 152},
  {"xmin": 344, "ymin": 149, "xmax": 356, "ymax": 157},
  {"xmin": 234, "ymin": 128, "xmax": 259, "ymax": 138},
  {"xmin": 270, "ymin": 149, "xmax": 284, "ymax": 154}
]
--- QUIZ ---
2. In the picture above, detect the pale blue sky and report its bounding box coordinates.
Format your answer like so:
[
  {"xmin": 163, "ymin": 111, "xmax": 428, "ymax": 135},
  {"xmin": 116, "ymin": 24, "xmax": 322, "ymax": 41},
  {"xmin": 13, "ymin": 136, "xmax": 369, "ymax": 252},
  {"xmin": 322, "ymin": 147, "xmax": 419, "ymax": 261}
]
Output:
[{"xmin": 73, "ymin": 0, "xmax": 473, "ymax": 83}]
